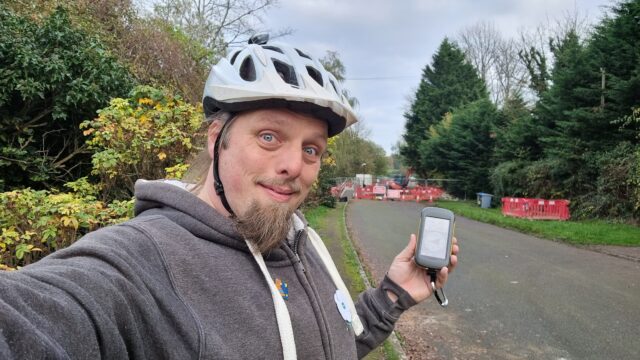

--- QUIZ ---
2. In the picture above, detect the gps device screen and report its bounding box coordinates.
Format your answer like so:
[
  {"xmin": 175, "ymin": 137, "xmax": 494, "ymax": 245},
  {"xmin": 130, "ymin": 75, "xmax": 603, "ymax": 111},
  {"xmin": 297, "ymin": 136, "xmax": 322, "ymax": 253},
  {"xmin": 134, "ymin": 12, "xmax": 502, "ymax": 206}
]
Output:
[{"xmin": 419, "ymin": 217, "xmax": 450, "ymax": 260}]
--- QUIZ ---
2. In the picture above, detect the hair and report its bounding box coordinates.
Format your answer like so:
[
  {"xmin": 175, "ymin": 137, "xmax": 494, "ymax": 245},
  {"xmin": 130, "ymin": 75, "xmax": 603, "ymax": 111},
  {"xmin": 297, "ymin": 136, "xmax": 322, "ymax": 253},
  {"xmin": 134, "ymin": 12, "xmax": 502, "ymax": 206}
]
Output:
[
  {"xmin": 235, "ymin": 199, "xmax": 293, "ymax": 254},
  {"xmin": 183, "ymin": 110, "xmax": 235, "ymax": 194}
]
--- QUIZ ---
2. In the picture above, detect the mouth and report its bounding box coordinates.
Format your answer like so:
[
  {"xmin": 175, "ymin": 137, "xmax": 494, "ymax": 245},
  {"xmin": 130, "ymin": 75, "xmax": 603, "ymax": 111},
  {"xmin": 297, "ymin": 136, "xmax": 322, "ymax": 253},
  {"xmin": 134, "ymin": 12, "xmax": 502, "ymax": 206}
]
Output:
[{"xmin": 259, "ymin": 183, "xmax": 298, "ymax": 202}]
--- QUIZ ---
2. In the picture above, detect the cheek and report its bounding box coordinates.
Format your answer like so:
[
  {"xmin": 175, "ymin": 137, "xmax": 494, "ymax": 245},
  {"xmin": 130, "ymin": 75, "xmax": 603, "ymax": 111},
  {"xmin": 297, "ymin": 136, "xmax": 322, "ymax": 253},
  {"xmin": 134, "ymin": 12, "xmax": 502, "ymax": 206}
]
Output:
[
  {"xmin": 220, "ymin": 145, "xmax": 272, "ymax": 190},
  {"xmin": 218, "ymin": 149, "xmax": 252, "ymax": 194},
  {"xmin": 300, "ymin": 163, "xmax": 321, "ymax": 190}
]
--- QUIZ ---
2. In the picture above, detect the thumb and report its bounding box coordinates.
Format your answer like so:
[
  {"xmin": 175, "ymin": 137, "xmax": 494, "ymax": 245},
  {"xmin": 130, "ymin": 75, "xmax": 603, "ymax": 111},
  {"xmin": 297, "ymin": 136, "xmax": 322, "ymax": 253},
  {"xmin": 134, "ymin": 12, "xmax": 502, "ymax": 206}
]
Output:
[{"xmin": 397, "ymin": 234, "xmax": 417, "ymax": 261}]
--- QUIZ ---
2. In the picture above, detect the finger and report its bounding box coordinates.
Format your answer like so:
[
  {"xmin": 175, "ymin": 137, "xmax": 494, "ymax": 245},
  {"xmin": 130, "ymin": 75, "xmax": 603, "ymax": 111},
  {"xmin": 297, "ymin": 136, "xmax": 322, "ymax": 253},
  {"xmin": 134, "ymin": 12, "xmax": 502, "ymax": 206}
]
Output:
[
  {"xmin": 452, "ymin": 244, "xmax": 459, "ymax": 256},
  {"xmin": 396, "ymin": 234, "xmax": 417, "ymax": 261},
  {"xmin": 435, "ymin": 266, "xmax": 449, "ymax": 289},
  {"xmin": 448, "ymin": 254, "xmax": 458, "ymax": 273},
  {"xmin": 452, "ymin": 236, "xmax": 458, "ymax": 245}
]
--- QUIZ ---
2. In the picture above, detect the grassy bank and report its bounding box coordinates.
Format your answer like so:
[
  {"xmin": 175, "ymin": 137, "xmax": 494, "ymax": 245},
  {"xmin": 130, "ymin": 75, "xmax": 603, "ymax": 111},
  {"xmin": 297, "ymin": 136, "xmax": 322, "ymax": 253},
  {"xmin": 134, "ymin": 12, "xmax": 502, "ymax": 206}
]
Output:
[
  {"xmin": 436, "ymin": 200, "xmax": 640, "ymax": 246},
  {"xmin": 304, "ymin": 203, "xmax": 400, "ymax": 360}
]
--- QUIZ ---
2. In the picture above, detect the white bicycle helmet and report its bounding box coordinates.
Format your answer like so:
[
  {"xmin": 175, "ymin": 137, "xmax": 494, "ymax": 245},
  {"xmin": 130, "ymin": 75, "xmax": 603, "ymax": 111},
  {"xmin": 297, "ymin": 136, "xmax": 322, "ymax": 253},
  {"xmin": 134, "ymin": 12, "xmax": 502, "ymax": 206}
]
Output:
[{"xmin": 202, "ymin": 34, "xmax": 358, "ymax": 137}]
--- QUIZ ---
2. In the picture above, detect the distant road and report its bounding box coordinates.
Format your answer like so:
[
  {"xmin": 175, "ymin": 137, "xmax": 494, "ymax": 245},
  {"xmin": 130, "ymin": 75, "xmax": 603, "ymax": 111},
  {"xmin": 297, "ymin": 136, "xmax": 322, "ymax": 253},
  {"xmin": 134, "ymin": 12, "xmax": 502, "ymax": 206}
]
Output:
[{"xmin": 347, "ymin": 200, "xmax": 640, "ymax": 360}]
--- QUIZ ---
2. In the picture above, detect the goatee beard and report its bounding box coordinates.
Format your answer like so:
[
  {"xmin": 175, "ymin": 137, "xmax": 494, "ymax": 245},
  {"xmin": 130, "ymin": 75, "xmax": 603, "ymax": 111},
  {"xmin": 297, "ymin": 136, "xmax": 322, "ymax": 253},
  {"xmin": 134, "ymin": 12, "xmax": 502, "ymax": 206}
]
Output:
[{"xmin": 234, "ymin": 200, "xmax": 294, "ymax": 254}]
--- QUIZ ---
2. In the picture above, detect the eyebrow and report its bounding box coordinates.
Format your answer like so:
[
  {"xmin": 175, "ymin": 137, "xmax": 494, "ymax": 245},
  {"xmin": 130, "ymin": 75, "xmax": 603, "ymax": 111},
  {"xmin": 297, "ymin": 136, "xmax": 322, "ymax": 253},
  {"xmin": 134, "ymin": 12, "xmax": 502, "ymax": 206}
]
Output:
[
  {"xmin": 254, "ymin": 114, "xmax": 288, "ymax": 128},
  {"xmin": 254, "ymin": 114, "xmax": 329, "ymax": 143}
]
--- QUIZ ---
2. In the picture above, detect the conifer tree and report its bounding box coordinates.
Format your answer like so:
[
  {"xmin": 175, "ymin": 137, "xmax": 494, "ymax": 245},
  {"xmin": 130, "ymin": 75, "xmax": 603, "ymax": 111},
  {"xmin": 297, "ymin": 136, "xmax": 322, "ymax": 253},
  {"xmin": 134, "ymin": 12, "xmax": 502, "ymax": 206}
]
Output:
[
  {"xmin": 420, "ymin": 99, "xmax": 500, "ymax": 197},
  {"xmin": 401, "ymin": 38, "xmax": 487, "ymax": 175}
]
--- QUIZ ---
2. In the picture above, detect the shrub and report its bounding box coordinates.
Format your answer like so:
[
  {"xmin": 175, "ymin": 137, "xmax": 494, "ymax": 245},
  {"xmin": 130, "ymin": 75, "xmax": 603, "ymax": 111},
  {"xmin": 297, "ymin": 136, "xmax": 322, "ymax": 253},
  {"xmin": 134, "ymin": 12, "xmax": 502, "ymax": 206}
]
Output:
[
  {"xmin": 305, "ymin": 136, "xmax": 338, "ymax": 209},
  {"xmin": 572, "ymin": 142, "xmax": 639, "ymax": 220},
  {"xmin": 80, "ymin": 85, "xmax": 205, "ymax": 201},
  {"xmin": 0, "ymin": 182, "xmax": 133, "ymax": 270},
  {"xmin": 490, "ymin": 160, "xmax": 531, "ymax": 197},
  {"xmin": 0, "ymin": 5, "xmax": 134, "ymax": 190}
]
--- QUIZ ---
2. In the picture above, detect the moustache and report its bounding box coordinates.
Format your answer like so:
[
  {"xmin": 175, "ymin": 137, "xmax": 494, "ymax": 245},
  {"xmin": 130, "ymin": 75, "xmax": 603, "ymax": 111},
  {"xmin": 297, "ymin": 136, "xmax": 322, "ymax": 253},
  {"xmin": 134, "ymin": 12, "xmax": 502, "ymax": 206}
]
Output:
[{"xmin": 253, "ymin": 176, "xmax": 302, "ymax": 193}]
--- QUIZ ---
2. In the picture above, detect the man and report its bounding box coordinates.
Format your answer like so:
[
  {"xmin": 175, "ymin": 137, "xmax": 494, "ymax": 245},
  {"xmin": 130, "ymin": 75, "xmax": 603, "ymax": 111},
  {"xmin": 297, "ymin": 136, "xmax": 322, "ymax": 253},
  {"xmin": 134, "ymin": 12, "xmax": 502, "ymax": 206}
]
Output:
[{"xmin": 0, "ymin": 36, "xmax": 458, "ymax": 359}]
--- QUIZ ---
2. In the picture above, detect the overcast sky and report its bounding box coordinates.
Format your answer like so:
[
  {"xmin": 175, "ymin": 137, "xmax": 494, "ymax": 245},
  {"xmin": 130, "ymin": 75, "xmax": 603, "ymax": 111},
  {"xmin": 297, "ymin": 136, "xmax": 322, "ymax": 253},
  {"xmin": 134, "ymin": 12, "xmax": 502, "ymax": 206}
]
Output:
[{"xmin": 259, "ymin": 0, "xmax": 613, "ymax": 155}]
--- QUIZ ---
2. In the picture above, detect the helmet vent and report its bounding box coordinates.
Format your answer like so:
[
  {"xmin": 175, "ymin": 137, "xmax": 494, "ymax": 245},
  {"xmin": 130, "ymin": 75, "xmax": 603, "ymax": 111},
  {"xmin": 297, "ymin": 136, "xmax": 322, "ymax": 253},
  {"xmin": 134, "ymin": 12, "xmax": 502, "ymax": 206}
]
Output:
[
  {"xmin": 239, "ymin": 56, "xmax": 256, "ymax": 81},
  {"xmin": 273, "ymin": 59, "xmax": 299, "ymax": 87},
  {"xmin": 295, "ymin": 48, "xmax": 312, "ymax": 60},
  {"xmin": 306, "ymin": 66, "xmax": 324, "ymax": 87},
  {"xmin": 329, "ymin": 79, "xmax": 339, "ymax": 95},
  {"xmin": 262, "ymin": 46, "xmax": 283, "ymax": 54},
  {"xmin": 230, "ymin": 51, "xmax": 241, "ymax": 65}
]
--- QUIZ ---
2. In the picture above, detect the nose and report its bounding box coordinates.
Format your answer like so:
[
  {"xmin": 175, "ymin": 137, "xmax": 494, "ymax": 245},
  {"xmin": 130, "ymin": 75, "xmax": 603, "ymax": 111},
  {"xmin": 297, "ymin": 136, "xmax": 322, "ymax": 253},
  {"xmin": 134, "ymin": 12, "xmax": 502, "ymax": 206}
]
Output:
[{"xmin": 275, "ymin": 145, "xmax": 304, "ymax": 179}]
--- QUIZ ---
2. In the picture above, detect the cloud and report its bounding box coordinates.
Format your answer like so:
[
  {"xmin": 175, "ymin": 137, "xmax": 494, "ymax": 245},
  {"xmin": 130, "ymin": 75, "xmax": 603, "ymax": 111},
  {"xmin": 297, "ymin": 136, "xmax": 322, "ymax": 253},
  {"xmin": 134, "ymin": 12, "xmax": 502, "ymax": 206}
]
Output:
[{"xmin": 263, "ymin": 0, "xmax": 610, "ymax": 154}]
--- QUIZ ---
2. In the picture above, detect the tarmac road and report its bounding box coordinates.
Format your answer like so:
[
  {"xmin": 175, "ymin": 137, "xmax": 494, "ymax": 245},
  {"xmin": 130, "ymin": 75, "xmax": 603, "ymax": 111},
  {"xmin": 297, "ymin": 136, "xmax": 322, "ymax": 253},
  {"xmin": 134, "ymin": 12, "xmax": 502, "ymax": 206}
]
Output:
[{"xmin": 347, "ymin": 200, "xmax": 640, "ymax": 360}]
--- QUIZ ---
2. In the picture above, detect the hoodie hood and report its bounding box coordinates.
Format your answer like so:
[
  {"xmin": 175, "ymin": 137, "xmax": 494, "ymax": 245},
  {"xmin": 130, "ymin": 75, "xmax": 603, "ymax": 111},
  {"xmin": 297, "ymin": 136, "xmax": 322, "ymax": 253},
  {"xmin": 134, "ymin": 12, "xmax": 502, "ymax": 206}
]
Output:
[
  {"xmin": 134, "ymin": 179, "xmax": 246, "ymax": 251},
  {"xmin": 133, "ymin": 179, "xmax": 307, "ymax": 261}
]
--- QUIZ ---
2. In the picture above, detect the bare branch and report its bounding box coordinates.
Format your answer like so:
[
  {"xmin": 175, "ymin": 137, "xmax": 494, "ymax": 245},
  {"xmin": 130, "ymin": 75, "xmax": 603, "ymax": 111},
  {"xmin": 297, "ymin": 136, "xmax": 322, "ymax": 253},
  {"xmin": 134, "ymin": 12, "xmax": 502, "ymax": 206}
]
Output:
[
  {"xmin": 458, "ymin": 21, "xmax": 500, "ymax": 85},
  {"xmin": 151, "ymin": 0, "xmax": 281, "ymax": 58}
]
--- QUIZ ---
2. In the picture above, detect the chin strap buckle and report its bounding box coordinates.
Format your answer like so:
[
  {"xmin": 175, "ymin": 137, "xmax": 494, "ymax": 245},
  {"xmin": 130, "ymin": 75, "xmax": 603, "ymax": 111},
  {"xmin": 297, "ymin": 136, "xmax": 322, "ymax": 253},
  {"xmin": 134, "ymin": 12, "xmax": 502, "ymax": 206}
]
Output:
[
  {"xmin": 428, "ymin": 270, "xmax": 448, "ymax": 307},
  {"xmin": 214, "ymin": 180, "xmax": 225, "ymax": 196}
]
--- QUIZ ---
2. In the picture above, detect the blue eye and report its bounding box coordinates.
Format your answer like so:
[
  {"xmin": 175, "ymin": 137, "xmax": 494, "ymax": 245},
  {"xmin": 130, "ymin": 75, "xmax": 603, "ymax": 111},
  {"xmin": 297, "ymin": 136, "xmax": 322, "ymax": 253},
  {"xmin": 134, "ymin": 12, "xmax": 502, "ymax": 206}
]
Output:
[
  {"xmin": 261, "ymin": 133, "xmax": 274, "ymax": 142},
  {"xmin": 304, "ymin": 147, "xmax": 318, "ymax": 156}
]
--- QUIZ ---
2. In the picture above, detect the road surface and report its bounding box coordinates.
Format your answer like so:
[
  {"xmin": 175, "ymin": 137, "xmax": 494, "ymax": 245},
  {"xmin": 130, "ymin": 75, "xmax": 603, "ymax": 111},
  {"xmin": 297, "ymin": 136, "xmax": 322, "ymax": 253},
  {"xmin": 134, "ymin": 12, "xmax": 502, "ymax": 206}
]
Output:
[{"xmin": 347, "ymin": 200, "xmax": 640, "ymax": 360}]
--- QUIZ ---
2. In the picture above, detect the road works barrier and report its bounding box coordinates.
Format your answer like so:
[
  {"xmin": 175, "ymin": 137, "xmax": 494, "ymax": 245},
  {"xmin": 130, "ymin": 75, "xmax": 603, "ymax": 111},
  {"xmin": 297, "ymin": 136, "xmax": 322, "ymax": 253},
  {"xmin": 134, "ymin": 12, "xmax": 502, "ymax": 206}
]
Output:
[
  {"xmin": 353, "ymin": 185, "xmax": 445, "ymax": 203},
  {"xmin": 501, "ymin": 197, "xmax": 570, "ymax": 220}
]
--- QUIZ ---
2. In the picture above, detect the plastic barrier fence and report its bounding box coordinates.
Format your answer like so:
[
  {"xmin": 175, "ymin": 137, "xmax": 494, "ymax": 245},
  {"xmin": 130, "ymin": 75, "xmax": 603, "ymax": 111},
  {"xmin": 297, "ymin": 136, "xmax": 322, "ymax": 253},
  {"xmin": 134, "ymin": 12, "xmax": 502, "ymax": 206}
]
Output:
[
  {"xmin": 331, "ymin": 180, "xmax": 356, "ymax": 198},
  {"xmin": 501, "ymin": 197, "xmax": 570, "ymax": 220},
  {"xmin": 353, "ymin": 185, "xmax": 445, "ymax": 202}
]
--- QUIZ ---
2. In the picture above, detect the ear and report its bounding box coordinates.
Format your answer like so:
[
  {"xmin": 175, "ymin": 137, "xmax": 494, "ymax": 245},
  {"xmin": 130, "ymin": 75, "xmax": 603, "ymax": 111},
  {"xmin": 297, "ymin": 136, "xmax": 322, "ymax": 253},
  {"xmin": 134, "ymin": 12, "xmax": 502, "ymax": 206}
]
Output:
[{"xmin": 207, "ymin": 120, "xmax": 223, "ymax": 159}]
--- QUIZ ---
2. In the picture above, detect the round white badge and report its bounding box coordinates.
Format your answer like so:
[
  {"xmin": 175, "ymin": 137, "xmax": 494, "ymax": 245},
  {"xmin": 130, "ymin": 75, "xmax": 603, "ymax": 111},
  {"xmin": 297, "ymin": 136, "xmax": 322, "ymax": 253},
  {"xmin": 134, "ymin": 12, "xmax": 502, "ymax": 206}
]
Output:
[{"xmin": 334, "ymin": 289, "xmax": 352, "ymax": 323}]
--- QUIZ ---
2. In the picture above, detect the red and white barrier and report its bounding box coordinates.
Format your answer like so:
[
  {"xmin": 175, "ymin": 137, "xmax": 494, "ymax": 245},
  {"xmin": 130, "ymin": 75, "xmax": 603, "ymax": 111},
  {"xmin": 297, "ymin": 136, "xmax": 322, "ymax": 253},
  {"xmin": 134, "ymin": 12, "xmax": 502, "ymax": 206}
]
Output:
[
  {"xmin": 353, "ymin": 185, "xmax": 445, "ymax": 203},
  {"xmin": 501, "ymin": 197, "xmax": 570, "ymax": 220}
]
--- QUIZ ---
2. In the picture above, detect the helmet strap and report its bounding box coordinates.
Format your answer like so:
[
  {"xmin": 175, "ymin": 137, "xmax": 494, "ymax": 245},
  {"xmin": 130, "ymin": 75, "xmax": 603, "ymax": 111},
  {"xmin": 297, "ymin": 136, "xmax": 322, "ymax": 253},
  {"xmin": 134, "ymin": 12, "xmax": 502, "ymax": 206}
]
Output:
[{"xmin": 212, "ymin": 115, "xmax": 236, "ymax": 217}]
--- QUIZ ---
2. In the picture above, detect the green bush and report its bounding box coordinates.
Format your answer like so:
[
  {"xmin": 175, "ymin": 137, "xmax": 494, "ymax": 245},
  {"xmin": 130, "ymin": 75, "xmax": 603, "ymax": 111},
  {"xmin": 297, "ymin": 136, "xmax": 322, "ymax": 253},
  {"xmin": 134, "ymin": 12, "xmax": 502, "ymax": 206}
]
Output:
[
  {"xmin": 80, "ymin": 85, "xmax": 205, "ymax": 201},
  {"xmin": 0, "ymin": 182, "xmax": 133, "ymax": 270},
  {"xmin": 572, "ymin": 142, "xmax": 639, "ymax": 220},
  {"xmin": 1, "ymin": 85, "xmax": 207, "ymax": 269},
  {"xmin": 0, "ymin": 5, "xmax": 134, "ymax": 190},
  {"xmin": 305, "ymin": 136, "xmax": 337, "ymax": 209},
  {"xmin": 490, "ymin": 160, "xmax": 531, "ymax": 197}
]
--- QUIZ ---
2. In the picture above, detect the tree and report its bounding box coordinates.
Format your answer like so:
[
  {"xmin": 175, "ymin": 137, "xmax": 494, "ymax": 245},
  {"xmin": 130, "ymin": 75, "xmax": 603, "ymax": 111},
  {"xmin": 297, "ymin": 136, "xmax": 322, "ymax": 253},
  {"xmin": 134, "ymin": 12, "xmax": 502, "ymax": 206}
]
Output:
[
  {"xmin": 0, "ymin": 5, "xmax": 135, "ymax": 190},
  {"xmin": 401, "ymin": 38, "xmax": 487, "ymax": 176},
  {"xmin": 517, "ymin": 9, "xmax": 592, "ymax": 100},
  {"xmin": 505, "ymin": 1, "xmax": 640, "ymax": 219},
  {"xmin": 316, "ymin": 50, "xmax": 387, "ymax": 178},
  {"xmin": 493, "ymin": 96, "xmax": 538, "ymax": 162},
  {"xmin": 458, "ymin": 21, "xmax": 499, "ymax": 87},
  {"xmin": 490, "ymin": 95, "xmax": 545, "ymax": 197},
  {"xmin": 319, "ymin": 50, "xmax": 359, "ymax": 108},
  {"xmin": 420, "ymin": 99, "xmax": 500, "ymax": 197},
  {"xmin": 152, "ymin": 0, "xmax": 287, "ymax": 60},
  {"xmin": 332, "ymin": 129, "xmax": 388, "ymax": 177},
  {"xmin": 566, "ymin": 0, "xmax": 640, "ymax": 218},
  {"xmin": 493, "ymin": 39, "xmax": 529, "ymax": 105},
  {"xmin": 534, "ymin": 28, "xmax": 629, "ymax": 198},
  {"xmin": 111, "ymin": 18, "xmax": 211, "ymax": 103},
  {"xmin": 459, "ymin": 21, "xmax": 529, "ymax": 106},
  {"xmin": 78, "ymin": 0, "xmax": 213, "ymax": 104},
  {"xmin": 589, "ymin": 0, "xmax": 640, "ymax": 124},
  {"xmin": 518, "ymin": 42, "xmax": 550, "ymax": 98}
]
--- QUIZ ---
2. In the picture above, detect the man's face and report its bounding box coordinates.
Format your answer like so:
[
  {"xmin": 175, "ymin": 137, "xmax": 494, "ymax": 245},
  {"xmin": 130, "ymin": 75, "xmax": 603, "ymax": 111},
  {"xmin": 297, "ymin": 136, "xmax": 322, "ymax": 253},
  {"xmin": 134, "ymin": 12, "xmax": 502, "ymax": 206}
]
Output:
[{"xmin": 217, "ymin": 108, "xmax": 328, "ymax": 217}]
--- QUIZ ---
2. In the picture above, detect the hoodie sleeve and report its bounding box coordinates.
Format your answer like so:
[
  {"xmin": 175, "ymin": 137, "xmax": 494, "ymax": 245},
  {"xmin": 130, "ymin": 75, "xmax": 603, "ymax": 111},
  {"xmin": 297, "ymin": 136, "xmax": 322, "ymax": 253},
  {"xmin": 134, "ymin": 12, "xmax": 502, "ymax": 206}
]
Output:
[
  {"xmin": 0, "ymin": 220, "xmax": 200, "ymax": 359},
  {"xmin": 354, "ymin": 275, "xmax": 417, "ymax": 359}
]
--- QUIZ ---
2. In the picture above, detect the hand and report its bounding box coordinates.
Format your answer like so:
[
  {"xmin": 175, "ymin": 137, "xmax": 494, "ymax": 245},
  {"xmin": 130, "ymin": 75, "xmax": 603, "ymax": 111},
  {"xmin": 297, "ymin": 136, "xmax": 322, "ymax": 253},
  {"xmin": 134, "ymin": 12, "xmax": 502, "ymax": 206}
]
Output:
[{"xmin": 386, "ymin": 234, "xmax": 459, "ymax": 303}]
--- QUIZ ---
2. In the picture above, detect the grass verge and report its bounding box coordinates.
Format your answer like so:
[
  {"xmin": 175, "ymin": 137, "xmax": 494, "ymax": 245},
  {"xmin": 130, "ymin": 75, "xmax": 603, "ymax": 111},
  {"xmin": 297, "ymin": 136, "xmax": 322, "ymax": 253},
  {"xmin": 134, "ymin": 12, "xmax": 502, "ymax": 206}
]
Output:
[
  {"xmin": 436, "ymin": 200, "xmax": 640, "ymax": 246},
  {"xmin": 304, "ymin": 203, "xmax": 401, "ymax": 360}
]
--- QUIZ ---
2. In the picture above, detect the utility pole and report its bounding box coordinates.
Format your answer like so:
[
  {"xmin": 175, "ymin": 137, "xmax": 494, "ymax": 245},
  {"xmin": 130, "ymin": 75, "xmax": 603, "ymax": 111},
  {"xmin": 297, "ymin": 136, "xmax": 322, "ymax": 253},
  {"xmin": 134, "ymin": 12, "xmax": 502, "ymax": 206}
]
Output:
[{"xmin": 600, "ymin": 67, "xmax": 606, "ymax": 108}]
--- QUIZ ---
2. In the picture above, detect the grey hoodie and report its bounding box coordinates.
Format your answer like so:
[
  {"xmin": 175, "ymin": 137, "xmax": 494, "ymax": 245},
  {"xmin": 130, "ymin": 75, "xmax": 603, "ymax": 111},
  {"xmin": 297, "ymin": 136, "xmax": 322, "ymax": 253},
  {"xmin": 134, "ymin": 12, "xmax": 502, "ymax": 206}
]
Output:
[{"xmin": 0, "ymin": 180, "xmax": 416, "ymax": 359}]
